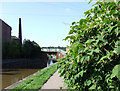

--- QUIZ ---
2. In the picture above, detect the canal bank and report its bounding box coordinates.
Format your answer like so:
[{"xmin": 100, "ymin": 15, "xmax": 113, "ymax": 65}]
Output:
[
  {"xmin": 2, "ymin": 59, "xmax": 56, "ymax": 90},
  {"xmin": 4, "ymin": 63, "xmax": 57, "ymax": 90},
  {"xmin": 40, "ymin": 70, "xmax": 67, "ymax": 89}
]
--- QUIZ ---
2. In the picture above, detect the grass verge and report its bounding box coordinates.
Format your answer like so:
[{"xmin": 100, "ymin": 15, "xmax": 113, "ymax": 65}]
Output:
[{"xmin": 11, "ymin": 63, "xmax": 57, "ymax": 90}]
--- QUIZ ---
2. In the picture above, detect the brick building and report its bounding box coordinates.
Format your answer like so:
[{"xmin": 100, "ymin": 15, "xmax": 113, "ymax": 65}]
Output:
[
  {"xmin": 0, "ymin": 19, "xmax": 12, "ymax": 45},
  {"xmin": 57, "ymin": 52, "xmax": 64, "ymax": 59}
]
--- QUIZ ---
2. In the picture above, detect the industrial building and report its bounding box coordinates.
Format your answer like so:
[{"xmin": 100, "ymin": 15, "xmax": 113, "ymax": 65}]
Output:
[
  {"xmin": 0, "ymin": 18, "xmax": 22, "ymax": 46},
  {"xmin": 0, "ymin": 19, "xmax": 12, "ymax": 45}
]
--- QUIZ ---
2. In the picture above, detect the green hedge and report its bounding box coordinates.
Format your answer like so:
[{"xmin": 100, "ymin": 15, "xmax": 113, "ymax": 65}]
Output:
[{"xmin": 11, "ymin": 63, "xmax": 57, "ymax": 90}]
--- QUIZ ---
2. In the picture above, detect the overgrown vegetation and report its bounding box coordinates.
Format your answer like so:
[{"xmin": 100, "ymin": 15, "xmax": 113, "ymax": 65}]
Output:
[
  {"xmin": 12, "ymin": 63, "xmax": 57, "ymax": 90},
  {"xmin": 58, "ymin": 1, "xmax": 120, "ymax": 90},
  {"xmin": 2, "ymin": 39, "xmax": 41, "ymax": 59}
]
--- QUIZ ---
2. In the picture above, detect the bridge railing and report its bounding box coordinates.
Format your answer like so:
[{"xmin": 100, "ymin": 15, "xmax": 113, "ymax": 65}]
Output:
[{"xmin": 41, "ymin": 48, "xmax": 66, "ymax": 56}]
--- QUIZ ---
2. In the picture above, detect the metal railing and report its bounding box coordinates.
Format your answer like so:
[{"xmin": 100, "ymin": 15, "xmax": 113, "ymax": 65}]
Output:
[{"xmin": 41, "ymin": 48, "xmax": 66, "ymax": 56}]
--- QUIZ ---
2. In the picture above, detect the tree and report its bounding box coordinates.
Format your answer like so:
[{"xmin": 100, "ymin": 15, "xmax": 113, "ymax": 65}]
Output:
[
  {"xmin": 22, "ymin": 39, "xmax": 41, "ymax": 58},
  {"xmin": 2, "ymin": 40, "xmax": 21, "ymax": 59}
]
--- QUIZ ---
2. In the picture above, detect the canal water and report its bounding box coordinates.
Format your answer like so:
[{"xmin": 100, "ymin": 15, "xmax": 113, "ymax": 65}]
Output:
[{"xmin": 1, "ymin": 59, "xmax": 54, "ymax": 90}]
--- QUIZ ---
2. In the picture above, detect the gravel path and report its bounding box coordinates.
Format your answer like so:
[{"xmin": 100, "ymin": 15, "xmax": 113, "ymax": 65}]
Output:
[{"xmin": 39, "ymin": 70, "xmax": 67, "ymax": 90}]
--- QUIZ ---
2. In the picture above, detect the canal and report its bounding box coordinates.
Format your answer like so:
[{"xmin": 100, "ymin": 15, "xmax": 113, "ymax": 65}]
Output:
[{"xmin": 1, "ymin": 59, "xmax": 54, "ymax": 90}]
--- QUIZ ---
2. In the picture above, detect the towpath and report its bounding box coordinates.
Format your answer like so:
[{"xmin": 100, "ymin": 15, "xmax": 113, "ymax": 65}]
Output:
[{"xmin": 38, "ymin": 70, "xmax": 67, "ymax": 90}]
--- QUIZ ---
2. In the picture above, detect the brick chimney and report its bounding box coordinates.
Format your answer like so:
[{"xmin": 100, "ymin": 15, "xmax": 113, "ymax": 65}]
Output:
[{"xmin": 18, "ymin": 18, "xmax": 22, "ymax": 45}]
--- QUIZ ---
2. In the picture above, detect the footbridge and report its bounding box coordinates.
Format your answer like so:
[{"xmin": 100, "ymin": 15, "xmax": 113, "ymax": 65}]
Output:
[{"xmin": 41, "ymin": 47, "xmax": 66, "ymax": 59}]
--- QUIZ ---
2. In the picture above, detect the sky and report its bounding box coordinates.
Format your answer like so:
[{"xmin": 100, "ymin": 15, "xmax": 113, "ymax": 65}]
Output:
[{"xmin": 0, "ymin": 0, "xmax": 95, "ymax": 47}]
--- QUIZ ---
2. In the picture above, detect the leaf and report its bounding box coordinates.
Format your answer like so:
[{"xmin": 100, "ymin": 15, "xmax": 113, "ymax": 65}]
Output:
[
  {"xmin": 90, "ymin": 23, "xmax": 94, "ymax": 28},
  {"xmin": 85, "ymin": 39, "xmax": 95, "ymax": 45},
  {"xmin": 63, "ymin": 36, "xmax": 71, "ymax": 41},
  {"xmin": 111, "ymin": 64, "xmax": 120, "ymax": 80},
  {"xmin": 77, "ymin": 56, "xmax": 80, "ymax": 62},
  {"xmin": 87, "ymin": 80, "xmax": 91, "ymax": 86},
  {"xmin": 69, "ymin": 29, "xmax": 77, "ymax": 34},
  {"xmin": 72, "ymin": 22, "xmax": 76, "ymax": 25},
  {"xmin": 114, "ymin": 46, "xmax": 120, "ymax": 54},
  {"xmin": 87, "ymin": 50, "xmax": 93, "ymax": 56},
  {"xmin": 75, "ymin": 72, "xmax": 80, "ymax": 79},
  {"xmin": 89, "ymin": 84, "xmax": 95, "ymax": 89},
  {"xmin": 78, "ymin": 43, "xmax": 84, "ymax": 48},
  {"xmin": 84, "ymin": 47, "xmax": 89, "ymax": 52},
  {"xmin": 93, "ymin": 48, "xmax": 100, "ymax": 53},
  {"xmin": 64, "ymin": 35, "xmax": 76, "ymax": 41},
  {"xmin": 84, "ymin": 10, "xmax": 90, "ymax": 16},
  {"xmin": 100, "ymin": 56, "xmax": 107, "ymax": 61},
  {"xmin": 81, "ymin": 56, "xmax": 85, "ymax": 63},
  {"xmin": 115, "ymin": 41, "xmax": 120, "ymax": 47},
  {"xmin": 108, "ymin": 25, "xmax": 117, "ymax": 33},
  {"xmin": 80, "ymin": 70, "xmax": 84, "ymax": 77},
  {"xmin": 88, "ymin": 0, "xmax": 93, "ymax": 4},
  {"xmin": 79, "ymin": 19, "xmax": 86, "ymax": 25},
  {"xmin": 109, "ymin": 86, "xmax": 114, "ymax": 88},
  {"xmin": 97, "ymin": 35, "xmax": 104, "ymax": 41},
  {"xmin": 86, "ymin": 56, "xmax": 90, "ymax": 61},
  {"xmin": 115, "ymin": 27, "xmax": 119, "ymax": 36}
]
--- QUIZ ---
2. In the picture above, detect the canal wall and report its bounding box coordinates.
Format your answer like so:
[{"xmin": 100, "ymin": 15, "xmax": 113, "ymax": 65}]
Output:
[{"xmin": 2, "ymin": 52, "xmax": 47, "ymax": 69}]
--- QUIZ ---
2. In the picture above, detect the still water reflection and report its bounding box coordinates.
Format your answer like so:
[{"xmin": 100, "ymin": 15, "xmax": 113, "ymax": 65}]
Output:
[
  {"xmin": 1, "ymin": 59, "xmax": 54, "ymax": 89},
  {"xmin": 47, "ymin": 60, "xmax": 53, "ymax": 67},
  {"xmin": 1, "ymin": 69, "xmax": 40, "ymax": 89}
]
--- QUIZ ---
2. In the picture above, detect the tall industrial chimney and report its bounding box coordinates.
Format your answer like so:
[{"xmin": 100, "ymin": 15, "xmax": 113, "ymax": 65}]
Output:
[{"xmin": 18, "ymin": 18, "xmax": 22, "ymax": 45}]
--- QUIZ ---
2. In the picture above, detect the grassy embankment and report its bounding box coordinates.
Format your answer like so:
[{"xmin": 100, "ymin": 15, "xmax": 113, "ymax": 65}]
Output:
[{"xmin": 12, "ymin": 63, "xmax": 57, "ymax": 90}]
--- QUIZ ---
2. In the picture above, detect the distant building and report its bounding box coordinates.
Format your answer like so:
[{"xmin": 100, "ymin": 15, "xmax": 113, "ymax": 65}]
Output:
[
  {"xmin": 0, "ymin": 19, "xmax": 12, "ymax": 45},
  {"xmin": 11, "ymin": 36, "xmax": 20, "ymax": 43}
]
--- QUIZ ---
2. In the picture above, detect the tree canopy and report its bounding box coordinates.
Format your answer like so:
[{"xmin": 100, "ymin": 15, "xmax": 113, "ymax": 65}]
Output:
[{"xmin": 2, "ymin": 39, "xmax": 41, "ymax": 59}]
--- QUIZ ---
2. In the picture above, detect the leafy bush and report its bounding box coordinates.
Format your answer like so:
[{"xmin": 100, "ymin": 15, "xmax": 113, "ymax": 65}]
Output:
[{"xmin": 58, "ymin": 1, "xmax": 120, "ymax": 90}]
